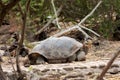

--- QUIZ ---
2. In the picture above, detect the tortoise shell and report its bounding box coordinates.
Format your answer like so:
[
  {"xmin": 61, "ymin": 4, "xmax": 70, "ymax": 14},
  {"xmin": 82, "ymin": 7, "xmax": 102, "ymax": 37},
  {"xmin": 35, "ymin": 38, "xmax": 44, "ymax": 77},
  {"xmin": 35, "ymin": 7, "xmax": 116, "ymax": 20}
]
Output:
[{"xmin": 29, "ymin": 36, "xmax": 83, "ymax": 59}]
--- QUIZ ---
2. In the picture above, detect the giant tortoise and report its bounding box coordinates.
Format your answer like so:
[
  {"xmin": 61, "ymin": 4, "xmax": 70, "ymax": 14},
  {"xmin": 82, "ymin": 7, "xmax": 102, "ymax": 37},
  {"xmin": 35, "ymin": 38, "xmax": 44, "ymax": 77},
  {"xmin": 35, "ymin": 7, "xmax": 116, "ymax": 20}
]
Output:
[{"xmin": 25, "ymin": 36, "xmax": 89, "ymax": 66}]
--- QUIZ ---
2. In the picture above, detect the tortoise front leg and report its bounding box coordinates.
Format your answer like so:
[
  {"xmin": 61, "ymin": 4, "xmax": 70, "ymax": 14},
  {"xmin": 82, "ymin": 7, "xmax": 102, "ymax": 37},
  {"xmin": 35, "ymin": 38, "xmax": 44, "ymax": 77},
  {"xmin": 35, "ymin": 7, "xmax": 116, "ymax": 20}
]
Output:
[{"xmin": 76, "ymin": 51, "xmax": 86, "ymax": 61}]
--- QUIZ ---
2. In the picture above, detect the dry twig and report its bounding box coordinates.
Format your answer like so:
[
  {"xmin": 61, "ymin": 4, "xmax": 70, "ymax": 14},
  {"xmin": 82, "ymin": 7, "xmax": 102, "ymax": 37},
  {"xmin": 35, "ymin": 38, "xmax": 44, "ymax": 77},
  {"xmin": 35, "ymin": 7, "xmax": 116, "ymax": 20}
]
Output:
[
  {"xmin": 51, "ymin": 0, "xmax": 61, "ymax": 29},
  {"xmin": 53, "ymin": 1, "xmax": 102, "ymax": 39}
]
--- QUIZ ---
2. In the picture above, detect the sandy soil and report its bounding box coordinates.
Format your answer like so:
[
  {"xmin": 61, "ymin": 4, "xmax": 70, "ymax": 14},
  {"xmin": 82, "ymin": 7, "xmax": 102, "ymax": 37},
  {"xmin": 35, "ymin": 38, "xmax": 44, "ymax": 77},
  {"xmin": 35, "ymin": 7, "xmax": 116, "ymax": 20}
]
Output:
[{"xmin": 1, "ymin": 40, "xmax": 120, "ymax": 80}]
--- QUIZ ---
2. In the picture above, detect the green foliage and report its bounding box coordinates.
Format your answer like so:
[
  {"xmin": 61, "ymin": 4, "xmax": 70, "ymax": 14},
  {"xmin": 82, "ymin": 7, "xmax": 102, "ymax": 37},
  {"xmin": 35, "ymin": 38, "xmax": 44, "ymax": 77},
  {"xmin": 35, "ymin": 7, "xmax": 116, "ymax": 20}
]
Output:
[
  {"xmin": 95, "ymin": 0, "xmax": 120, "ymax": 39},
  {"xmin": 9, "ymin": 0, "xmax": 120, "ymax": 40},
  {"xmin": 1, "ymin": 0, "xmax": 9, "ymax": 4},
  {"xmin": 100, "ymin": 20, "xmax": 113, "ymax": 39}
]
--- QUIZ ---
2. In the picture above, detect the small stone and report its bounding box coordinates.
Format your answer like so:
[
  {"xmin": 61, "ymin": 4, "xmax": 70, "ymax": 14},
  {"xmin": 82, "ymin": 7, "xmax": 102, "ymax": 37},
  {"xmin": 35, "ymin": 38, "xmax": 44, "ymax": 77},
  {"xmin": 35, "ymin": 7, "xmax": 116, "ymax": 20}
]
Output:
[
  {"xmin": 76, "ymin": 66, "xmax": 87, "ymax": 69},
  {"xmin": 85, "ymin": 71, "xmax": 93, "ymax": 75},
  {"xmin": 91, "ymin": 65, "xmax": 97, "ymax": 68},
  {"xmin": 74, "ymin": 67, "xmax": 81, "ymax": 69},
  {"xmin": 41, "ymin": 69, "xmax": 50, "ymax": 72},
  {"xmin": 64, "ymin": 72, "xmax": 84, "ymax": 79},
  {"xmin": 108, "ymin": 68, "xmax": 119, "ymax": 74},
  {"xmin": 99, "ymin": 64, "xmax": 105, "ymax": 69},
  {"xmin": 39, "ymin": 77, "xmax": 48, "ymax": 80},
  {"xmin": 63, "ymin": 67, "xmax": 73, "ymax": 71},
  {"xmin": 74, "ymin": 66, "xmax": 87, "ymax": 69},
  {"xmin": 64, "ymin": 77, "xmax": 85, "ymax": 80},
  {"xmin": 58, "ymin": 69, "xmax": 67, "ymax": 75},
  {"xmin": 51, "ymin": 69, "xmax": 56, "ymax": 71}
]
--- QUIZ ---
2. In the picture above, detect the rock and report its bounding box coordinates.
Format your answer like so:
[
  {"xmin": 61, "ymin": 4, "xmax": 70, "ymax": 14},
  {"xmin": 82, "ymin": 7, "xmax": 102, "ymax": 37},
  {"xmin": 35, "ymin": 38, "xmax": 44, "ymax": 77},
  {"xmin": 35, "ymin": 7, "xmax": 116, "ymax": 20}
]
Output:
[
  {"xmin": 74, "ymin": 66, "xmax": 87, "ymax": 69},
  {"xmin": 90, "ymin": 65, "xmax": 97, "ymax": 68},
  {"xmin": 63, "ymin": 67, "xmax": 73, "ymax": 71},
  {"xmin": 63, "ymin": 72, "xmax": 84, "ymax": 79},
  {"xmin": 85, "ymin": 71, "xmax": 93, "ymax": 75},
  {"xmin": 99, "ymin": 64, "xmax": 105, "ymax": 69},
  {"xmin": 41, "ymin": 69, "xmax": 50, "ymax": 73},
  {"xmin": 108, "ymin": 68, "xmax": 119, "ymax": 74},
  {"xmin": 58, "ymin": 69, "xmax": 67, "ymax": 75}
]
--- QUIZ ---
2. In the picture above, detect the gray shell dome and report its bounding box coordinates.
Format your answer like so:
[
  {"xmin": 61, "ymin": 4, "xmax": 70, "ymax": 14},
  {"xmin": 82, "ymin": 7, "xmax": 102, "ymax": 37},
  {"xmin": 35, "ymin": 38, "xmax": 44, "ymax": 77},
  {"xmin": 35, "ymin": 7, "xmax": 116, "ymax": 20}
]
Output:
[{"xmin": 30, "ymin": 36, "xmax": 83, "ymax": 59}]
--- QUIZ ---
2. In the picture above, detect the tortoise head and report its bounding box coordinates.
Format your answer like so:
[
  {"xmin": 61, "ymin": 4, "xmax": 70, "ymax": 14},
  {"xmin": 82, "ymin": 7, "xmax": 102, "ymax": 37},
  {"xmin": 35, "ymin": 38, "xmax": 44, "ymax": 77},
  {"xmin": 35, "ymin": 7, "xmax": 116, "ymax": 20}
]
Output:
[
  {"xmin": 28, "ymin": 53, "xmax": 40, "ymax": 65},
  {"xmin": 83, "ymin": 39, "xmax": 92, "ymax": 54}
]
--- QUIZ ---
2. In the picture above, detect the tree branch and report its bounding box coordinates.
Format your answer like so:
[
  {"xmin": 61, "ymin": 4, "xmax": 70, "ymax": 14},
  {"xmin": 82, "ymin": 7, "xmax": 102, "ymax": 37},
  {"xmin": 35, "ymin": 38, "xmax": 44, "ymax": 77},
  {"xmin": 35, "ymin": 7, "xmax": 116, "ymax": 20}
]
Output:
[
  {"xmin": 53, "ymin": 1, "xmax": 102, "ymax": 39},
  {"xmin": 16, "ymin": 0, "xmax": 31, "ymax": 74},
  {"xmin": 53, "ymin": 25, "xmax": 91, "ymax": 39},
  {"xmin": 51, "ymin": 0, "xmax": 61, "ymax": 29},
  {"xmin": 79, "ymin": 24, "xmax": 100, "ymax": 37},
  {"xmin": 53, "ymin": 26, "xmax": 77, "ymax": 37},
  {"xmin": 19, "ymin": 0, "xmax": 31, "ymax": 47},
  {"xmin": 18, "ymin": 3, "xmax": 24, "ymax": 17},
  {"xmin": 25, "ymin": 0, "xmax": 31, "ymax": 13},
  {"xmin": 77, "ymin": 26, "xmax": 91, "ymax": 39}
]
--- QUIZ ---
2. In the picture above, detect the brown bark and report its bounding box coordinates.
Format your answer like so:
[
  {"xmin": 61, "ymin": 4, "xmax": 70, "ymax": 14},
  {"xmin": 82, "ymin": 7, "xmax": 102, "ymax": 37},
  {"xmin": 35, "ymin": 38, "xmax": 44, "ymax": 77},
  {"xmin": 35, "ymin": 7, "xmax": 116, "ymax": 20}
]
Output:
[{"xmin": 16, "ymin": 0, "xmax": 31, "ymax": 74}]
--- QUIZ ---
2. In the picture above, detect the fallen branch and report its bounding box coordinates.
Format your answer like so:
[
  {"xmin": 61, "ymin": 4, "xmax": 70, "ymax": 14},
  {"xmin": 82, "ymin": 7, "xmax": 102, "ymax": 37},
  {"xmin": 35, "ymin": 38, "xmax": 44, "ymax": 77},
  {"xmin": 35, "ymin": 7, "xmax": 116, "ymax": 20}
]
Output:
[
  {"xmin": 79, "ymin": 24, "xmax": 100, "ymax": 37},
  {"xmin": 53, "ymin": 1, "xmax": 102, "ymax": 39},
  {"xmin": 53, "ymin": 25, "xmax": 91, "ymax": 39},
  {"xmin": 97, "ymin": 47, "xmax": 120, "ymax": 80},
  {"xmin": 77, "ymin": 26, "xmax": 91, "ymax": 39},
  {"xmin": 53, "ymin": 26, "xmax": 77, "ymax": 37},
  {"xmin": 35, "ymin": 4, "xmax": 63, "ymax": 35}
]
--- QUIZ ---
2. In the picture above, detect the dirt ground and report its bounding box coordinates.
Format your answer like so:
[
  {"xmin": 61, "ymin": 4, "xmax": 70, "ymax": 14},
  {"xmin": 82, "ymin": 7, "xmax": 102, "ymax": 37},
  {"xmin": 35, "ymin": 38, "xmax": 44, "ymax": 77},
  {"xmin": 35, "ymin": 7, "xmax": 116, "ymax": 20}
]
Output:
[
  {"xmin": 1, "ymin": 40, "xmax": 120, "ymax": 80},
  {"xmin": 87, "ymin": 40, "xmax": 120, "ymax": 80}
]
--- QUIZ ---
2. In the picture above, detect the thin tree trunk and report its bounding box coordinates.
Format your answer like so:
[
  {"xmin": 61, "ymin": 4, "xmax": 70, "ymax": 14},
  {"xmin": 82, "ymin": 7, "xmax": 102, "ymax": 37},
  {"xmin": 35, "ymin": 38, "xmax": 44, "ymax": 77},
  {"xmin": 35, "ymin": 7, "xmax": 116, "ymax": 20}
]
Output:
[{"xmin": 16, "ymin": 0, "xmax": 31, "ymax": 75}]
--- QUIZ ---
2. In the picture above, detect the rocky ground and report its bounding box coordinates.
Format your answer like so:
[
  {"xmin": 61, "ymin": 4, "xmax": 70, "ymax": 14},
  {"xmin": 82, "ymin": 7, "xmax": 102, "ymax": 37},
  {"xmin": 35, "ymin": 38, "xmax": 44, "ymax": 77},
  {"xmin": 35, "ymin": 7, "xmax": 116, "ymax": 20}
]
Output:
[{"xmin": 1, "ymin": 40, "xmax": 120, "ymax": 80}]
